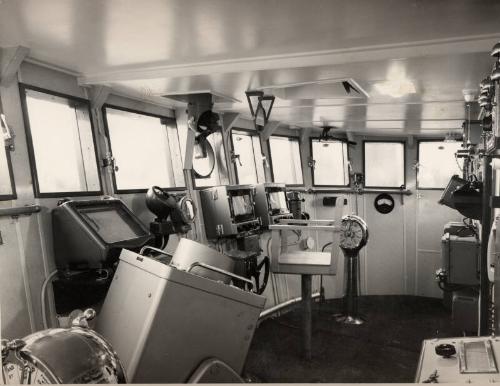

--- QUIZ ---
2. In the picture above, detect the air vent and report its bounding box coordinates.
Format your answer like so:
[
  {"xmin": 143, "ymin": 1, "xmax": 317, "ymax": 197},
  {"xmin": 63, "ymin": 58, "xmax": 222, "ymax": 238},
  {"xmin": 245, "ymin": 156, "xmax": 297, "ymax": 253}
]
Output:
[
  {"xmin": 258, "ymin": 78, "xmax": 369, "ymax": 100},
  {"xmin": 161, "ymin": 90, "xmax": 240, "ymax": 104}
]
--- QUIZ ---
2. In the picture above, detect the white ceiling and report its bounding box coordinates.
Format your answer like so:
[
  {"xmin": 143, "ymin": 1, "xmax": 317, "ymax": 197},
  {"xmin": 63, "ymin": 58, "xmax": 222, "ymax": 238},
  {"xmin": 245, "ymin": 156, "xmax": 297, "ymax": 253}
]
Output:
[{"xmin": 1, "ymin": 0, "xmax": 500, "ymax": 135}]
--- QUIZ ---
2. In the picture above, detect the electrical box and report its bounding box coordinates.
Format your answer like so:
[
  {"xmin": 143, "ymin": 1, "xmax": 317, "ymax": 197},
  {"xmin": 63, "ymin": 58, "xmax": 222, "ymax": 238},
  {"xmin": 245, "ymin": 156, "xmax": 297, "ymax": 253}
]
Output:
[
  {"xmin": 254, "ymin": 183, "xmax": 293, "ymax": 228},
  {"xmin": 200, "ymin": 185, "xmax": 260, "ymax": 239},
  {"xmin": 96, "ymin": 248, "xmax": 265, "ymax": 383},
  {"xmin": 441, "ymin": 234, "xmax": 479, "ymax": 286}
]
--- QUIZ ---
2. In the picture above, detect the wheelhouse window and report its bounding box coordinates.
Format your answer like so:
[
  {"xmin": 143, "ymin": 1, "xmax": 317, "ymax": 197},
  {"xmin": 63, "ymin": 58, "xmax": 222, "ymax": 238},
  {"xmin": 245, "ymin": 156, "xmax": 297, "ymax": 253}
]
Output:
[
  {"xmin": 103, "ymin": 106, "xmax": 184, "ymax": 193},
  {"xmin": 231, "ymin": 130, "xmax": 265, "ymax": 185},
  {"xmin": 363, "ymin": 141, "xmax": 405, "ymax": 188},
  {"xmin": 269, "ymin": 136, "xmax": 303, "ymax": 185},
  {"xmin": 311, "ymin": 139, "xmax": 349, "ymax": 186},
  {"xmin": 20, "ymin": 85, "xmax": 101, "ymax": 197},
  {"xmin": 194, "ymin": 131, "xmax": 230, "ymax": 188},
  {"xmin": 418, "ymin": 141, "xmax": 463, "ymax": 189}
]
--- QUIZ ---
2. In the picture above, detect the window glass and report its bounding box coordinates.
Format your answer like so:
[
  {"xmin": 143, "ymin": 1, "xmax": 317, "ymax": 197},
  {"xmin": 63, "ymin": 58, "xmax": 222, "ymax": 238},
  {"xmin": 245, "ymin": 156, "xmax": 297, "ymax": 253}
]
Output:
[
  {"xmin": 269, "ymin": 136, "xmax": 303, "ymax": 185},
  {"xmin": 104, "ymin": 107, "xmax": 184, "ymax": 191},
  {"xmin": 418, "ymin": 141, "xmax": 463, "ymax": 189},
  {"xmin": 23, "ymin": 88, "xmax": 101, "ymax": 195},
  {"xmin": 311, "ymin": 139, "xmax": 349, "ymax": 186},
  {"xmin": 232, "ymin": 131, "xmax": 265, "ymax": 184},
  {"xmin": 364, "ymin": 142, "xmax": 405, "ymax": 188},
  {"xmin": 0, "ymin": 145, "xmax": 14, "ymax": 197},
  {"xmin": 195, "ymin": 131, "xmax": 230, "ymax": 187}
]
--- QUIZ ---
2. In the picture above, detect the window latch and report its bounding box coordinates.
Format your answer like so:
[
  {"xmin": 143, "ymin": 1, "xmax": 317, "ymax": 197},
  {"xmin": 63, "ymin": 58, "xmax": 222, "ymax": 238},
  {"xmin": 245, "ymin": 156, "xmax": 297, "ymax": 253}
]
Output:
[
  {"xmin": 308, "ymin": 157, "xmax": 316, "ymax": 169},
  {"xmin": 102, "ymin": 152, "xmax": 119, "ymax": 172},
  {"xmin": 230, "ymin": 151, "xmax": 242, "ymax": 166},
  {"xmin": 261, "ymin": 155, "xmax": 269, "ymax": 168},
  {"xmin": 1, "ymin": 113, "xmax": 15, "ymax": 151}
]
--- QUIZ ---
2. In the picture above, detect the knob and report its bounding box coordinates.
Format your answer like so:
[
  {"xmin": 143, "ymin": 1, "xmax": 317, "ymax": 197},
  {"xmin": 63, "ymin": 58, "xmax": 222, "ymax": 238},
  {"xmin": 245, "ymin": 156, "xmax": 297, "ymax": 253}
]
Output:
[{"xmin": 435, "ymin": 343, "xmax": 456, "ymax": 358}]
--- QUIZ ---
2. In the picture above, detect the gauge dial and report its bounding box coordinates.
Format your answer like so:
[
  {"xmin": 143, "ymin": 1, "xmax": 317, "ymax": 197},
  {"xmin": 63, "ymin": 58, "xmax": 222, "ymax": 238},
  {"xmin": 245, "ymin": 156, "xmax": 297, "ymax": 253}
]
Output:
[{"xmin": 339, "ymin": 215, "xmax": 368, "ymax": 252}]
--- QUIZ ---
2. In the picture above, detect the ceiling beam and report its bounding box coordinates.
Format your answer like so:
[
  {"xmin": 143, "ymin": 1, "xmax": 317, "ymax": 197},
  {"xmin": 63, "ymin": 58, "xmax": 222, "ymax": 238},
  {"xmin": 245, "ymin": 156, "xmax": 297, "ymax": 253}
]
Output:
[
  {"xmin": 220, "ymin": 112, "xmax": 241, "ymax": 133},
  {"xmin": 78, "ymin": 34, "xmax": 500, "ymax": 85},
  {"xmin": 1, "ymin": 46, "xmax": 30, "ymax": 87}
]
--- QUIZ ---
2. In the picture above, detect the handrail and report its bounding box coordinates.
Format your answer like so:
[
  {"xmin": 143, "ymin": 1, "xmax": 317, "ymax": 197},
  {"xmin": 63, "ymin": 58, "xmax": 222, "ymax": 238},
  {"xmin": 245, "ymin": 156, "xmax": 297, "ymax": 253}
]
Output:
[
  {"xmin": 0, "ymin": 205, "xmax": 41, "ymax": 217},
  {"xmin": 187, "ymin": 262, "xmax": 254, "ymax": 290},
  {"xmin": 290, "ymin": 187, "xmax": 412, "ymax": 195}
]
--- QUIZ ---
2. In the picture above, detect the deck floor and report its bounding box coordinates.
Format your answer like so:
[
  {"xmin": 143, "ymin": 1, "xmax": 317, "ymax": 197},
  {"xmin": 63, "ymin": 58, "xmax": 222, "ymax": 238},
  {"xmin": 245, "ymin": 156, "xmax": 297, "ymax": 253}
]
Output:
[{"xmin": 244, "ymin": 295, "xmax": 454, "ymax": 383}]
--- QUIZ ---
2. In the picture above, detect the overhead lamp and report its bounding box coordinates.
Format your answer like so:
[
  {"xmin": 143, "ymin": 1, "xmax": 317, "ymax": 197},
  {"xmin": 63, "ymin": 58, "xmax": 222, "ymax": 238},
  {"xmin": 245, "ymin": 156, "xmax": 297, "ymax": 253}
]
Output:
[
  {"xmin": 462, "ymin": 89, "xmax": 477, "ymax": 103},
  {"xmin": 245, "ymin": 90, "xmax": 275, "ymax": 129}
]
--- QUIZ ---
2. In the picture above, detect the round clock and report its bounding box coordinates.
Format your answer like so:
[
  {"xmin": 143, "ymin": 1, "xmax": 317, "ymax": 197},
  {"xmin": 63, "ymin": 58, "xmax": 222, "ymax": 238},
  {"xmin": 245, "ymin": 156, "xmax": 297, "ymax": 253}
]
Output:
[{"xmin": 339, "ymin": 215, "xmax": 368, "ymax": 254}]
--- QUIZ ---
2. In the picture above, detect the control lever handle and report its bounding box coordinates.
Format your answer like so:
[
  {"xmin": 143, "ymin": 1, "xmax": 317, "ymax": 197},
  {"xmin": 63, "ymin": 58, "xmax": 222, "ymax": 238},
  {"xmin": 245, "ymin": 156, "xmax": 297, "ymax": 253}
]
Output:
[
  {"xmin": 187, "ymin": 262, "xmax": 254, "ymax": 291},
  {"xmin": 140, "ymin": 245, "xmax": 173, "ymax": 258}
]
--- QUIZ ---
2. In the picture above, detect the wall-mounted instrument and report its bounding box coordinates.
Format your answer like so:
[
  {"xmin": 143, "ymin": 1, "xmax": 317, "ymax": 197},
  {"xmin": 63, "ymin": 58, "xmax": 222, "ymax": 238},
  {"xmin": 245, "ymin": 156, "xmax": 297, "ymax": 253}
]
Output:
[
  {"xmin": 254, "ymin": 183, "xmax": 293, "ymax": 228},
  {"xmin": 200, "ymin": 185, "xmax": 260, "ymax": 239}
]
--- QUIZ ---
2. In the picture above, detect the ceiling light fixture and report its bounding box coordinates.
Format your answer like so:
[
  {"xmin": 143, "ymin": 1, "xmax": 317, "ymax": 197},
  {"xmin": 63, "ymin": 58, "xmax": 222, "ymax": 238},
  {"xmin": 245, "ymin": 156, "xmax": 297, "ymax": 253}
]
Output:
[
  {"xmin": 374, "ymin": 78, "xmax": 416, "ymax": 98},
  {"xmin": 373, "ymin": 63, "xmax": 416, "ymax": 98},
  {"xmin": 462, "ymin": 89, "xmax": 477, "ymax": 103}
]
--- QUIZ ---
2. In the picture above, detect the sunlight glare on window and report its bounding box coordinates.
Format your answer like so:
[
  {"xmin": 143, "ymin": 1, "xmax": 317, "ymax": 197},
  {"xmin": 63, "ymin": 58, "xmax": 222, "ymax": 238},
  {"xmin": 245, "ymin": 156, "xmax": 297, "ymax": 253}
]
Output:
[
  {"xmin": 25, "ymin": 90, "xmax": 100, "ymax": 194},
  {"xmin": 269, "ymin": 136, "xmax": 303, "ymax": 185},
  {"xmin": 418, "ymin": 141, "xmax": 463, "ymax": 189}
]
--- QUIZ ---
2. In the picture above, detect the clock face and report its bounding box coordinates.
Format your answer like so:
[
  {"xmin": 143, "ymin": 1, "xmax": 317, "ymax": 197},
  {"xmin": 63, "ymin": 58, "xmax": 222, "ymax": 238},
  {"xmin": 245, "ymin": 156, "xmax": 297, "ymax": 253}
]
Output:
[{"xmin": 339, "ymin": 215, "xmax": 368, "ymax": 251}]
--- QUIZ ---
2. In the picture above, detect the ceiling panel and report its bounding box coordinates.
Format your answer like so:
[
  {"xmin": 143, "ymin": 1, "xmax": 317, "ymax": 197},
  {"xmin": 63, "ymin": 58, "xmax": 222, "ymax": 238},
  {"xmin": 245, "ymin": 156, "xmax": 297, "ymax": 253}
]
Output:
[{"xmin": 1, "ymin": 0, "xmax": 499, "ymax": 135}]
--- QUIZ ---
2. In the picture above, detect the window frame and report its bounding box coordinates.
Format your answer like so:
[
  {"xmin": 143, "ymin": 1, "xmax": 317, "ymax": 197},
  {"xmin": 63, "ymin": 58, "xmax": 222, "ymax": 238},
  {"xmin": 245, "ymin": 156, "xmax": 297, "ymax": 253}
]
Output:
[
  {"xmin": 102, "ymin": 104, "xmax": 185, "ymax": 194},
  {"xmin": 230, "ymin": 128, "xmax": 265, "ymax": 185},
  {"xmin": 310, "ymin": 137, "xmax": 350, "ymax": 188},
  {"xmin": 19, "ymin": 83, "xmax": 104, "ymax": 198},
  {"xmin": 362, "ymin": 140, "xmax": 406, "ymax": 189},
  {"xmin": 267, "ymin": 134, "xmax": 305, "ymax": 187},
  {"xmin": 0, "ymin": 143, "xmax": 17, "ymax": 201},
  {"xmin": 416, "ymin": 138, "xmax": 462, "ymax": 190}
]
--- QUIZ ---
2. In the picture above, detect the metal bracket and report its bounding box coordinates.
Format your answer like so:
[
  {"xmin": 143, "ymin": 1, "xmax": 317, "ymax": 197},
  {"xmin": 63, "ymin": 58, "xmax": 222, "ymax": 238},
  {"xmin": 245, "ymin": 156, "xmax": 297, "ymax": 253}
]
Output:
[{"xmin": 102, "ymin": 152, "xmax": 118, "ymax": 172}]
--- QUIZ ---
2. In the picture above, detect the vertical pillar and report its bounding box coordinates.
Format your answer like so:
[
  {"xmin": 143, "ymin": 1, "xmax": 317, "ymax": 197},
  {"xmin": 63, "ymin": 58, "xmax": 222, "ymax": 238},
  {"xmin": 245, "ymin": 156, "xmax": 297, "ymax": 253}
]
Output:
[{"xmin": 480, "ymin": 155, "xmax": 493, "ymax": 335}]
